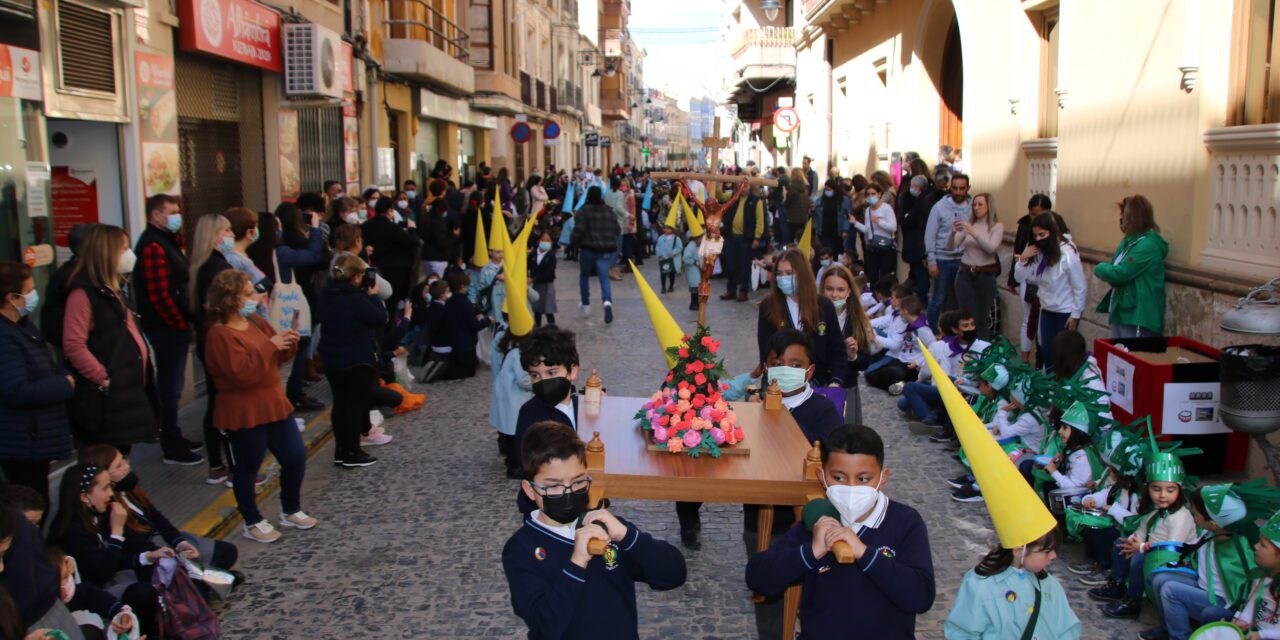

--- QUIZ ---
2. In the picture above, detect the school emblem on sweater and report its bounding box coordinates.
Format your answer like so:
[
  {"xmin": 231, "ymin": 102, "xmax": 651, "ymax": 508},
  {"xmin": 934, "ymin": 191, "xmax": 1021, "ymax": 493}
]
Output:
[
  {"xmin": 878, "ymin": 547, "xmax": 895, "ymax": 559},
  {"xmin": 817, "ymin": 322, "xmax": 827, "ymax": 336},
  {"xmin": 533, "ymin": 547, "xmax": 547, "ymax": 561},
  {"xmin": 603, "ymin": 543, "xmax": 619, "ymax": 570},
  {"xmin": 1004, "ymin": 590, "xmax": 1017, "ymax": 603}
]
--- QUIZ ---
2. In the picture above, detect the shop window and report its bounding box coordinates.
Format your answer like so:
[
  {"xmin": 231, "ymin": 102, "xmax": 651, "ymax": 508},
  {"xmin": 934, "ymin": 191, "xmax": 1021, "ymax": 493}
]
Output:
[
  {"xmin": 1036, "ymin": 7, "xmax": 1060, "ymax": 138},
  {"xmin": 1229, "ymin": 0, "xmax": 1280, "ymax": 124}
]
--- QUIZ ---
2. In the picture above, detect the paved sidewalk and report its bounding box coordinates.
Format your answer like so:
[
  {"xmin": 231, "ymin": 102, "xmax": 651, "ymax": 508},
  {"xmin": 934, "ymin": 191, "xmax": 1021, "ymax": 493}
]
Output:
[{"xmin": 206, "ymin": 265, "xmax": 1150, "ymax": 638}]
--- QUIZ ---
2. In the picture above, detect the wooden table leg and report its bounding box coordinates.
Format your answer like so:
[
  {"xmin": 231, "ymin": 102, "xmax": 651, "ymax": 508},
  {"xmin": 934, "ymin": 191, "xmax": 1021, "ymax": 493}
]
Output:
[
  {"xmin": 782, "ymin": 584, "xmax": 801, "ymax": 640},
  {"xmin": 750, "ymin": 505, "xmax": 775, "ymax": 605}
]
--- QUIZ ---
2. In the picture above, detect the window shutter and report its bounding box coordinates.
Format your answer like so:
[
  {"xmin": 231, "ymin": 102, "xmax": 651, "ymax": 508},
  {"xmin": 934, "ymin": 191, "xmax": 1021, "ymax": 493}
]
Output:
[{"xmin": 56, "ymin": 0, "xmax": 117, "ymax": 95}]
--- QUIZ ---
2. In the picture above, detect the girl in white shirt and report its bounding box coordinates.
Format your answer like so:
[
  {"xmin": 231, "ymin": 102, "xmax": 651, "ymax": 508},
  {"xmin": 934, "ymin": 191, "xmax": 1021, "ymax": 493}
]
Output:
[
  {"xmin": 852, "ymin": 183, "xmax": 898, "ymax": 286},
  {"xmin": 1014, "ymin": 211, "xmax": 1086, "ymax": 369}
]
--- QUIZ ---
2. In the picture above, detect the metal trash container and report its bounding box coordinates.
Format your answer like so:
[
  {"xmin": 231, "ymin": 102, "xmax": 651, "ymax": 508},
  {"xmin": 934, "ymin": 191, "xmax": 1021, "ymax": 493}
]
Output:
[{"xmin": 1220, "ymin": 344, "xmax": 1280, "ymax": 435}]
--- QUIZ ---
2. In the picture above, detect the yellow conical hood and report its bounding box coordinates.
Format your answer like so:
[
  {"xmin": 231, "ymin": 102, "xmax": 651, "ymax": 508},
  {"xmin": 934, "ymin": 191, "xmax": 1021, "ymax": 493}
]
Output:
[
  {"xmin": 682, "ymin": 194, "xmax": 704, "ymax": 238},
  {"xmin": 798, "ymin": 219, "xmax": 813, "ymax": 260},
  {"xmin": 664, "ymin": 192, "xmax": 683, "ymax": 229},
  {"xmin": 919, "ymin": 339, "xmax": 1056, "ymax": 549},
  {"xmin": 630, "ymin": 260, "xmax": 683, "ymax": 368},
  {"xmin": 501, "ymin": 217, "xmax": 536, "ymax": 316},
  {"xmin": 489, "ymin": 193, "xmax": 508, "ymax": 253},
  {"xmin": 504, "ymin": 233, "xmax": 534, "ymax": 337},
  {"xmin": 472, "ymin": 206, "xmax": 489, "ymax": 268}
]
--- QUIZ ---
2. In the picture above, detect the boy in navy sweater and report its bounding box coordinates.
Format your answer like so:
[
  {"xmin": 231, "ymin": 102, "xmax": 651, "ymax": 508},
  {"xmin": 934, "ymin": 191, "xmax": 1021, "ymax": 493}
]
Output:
[
  {"xmin": 502, "ymin": 422, "xmax": 687, "ymax": 639},
  {"xmin": 746, "ymin": 425, "xmax": 936, "ymax": 639},
  {"xmin": 512, "ymin": 325, "xmax": 582, "ymax": 515}
]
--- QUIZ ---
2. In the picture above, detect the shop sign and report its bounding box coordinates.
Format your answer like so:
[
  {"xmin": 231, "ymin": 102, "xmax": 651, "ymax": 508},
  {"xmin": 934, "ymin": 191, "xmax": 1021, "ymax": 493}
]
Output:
[
  {"xmin": 340, "ymin": 43, "xmax": 354, "ymax": 93},
  {"xmin": 600, "ymin": 136, "xmax": 612, "ymax": 148},
  {"xmin": 343, "ymin": 99, "xmax": 359, "ymax": 193},
  {"xmin": 51, "ymin": 167, "xmax": 100, "ymax": 248},
  {"xmin": 0, "ymin": 45, "xmax": 42, "ymax": 101},
  {"xmin": 136, "ymin": 52, "xmax": 181, "ymax": 198},
  {"xmin": 278, "ymin": 110, "xmax": 300, "ymax": 201},
  {"xmin": 585, "ymin": 132, "xmax": 599, "ymax": 147},
  {"xmin": 177, "ymin": 0, "xmax": 282, "ymax": 73}
]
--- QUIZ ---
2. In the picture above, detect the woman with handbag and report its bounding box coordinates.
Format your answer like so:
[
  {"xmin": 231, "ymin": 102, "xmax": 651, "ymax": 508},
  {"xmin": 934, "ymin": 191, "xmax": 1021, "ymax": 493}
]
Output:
[
  {"xmin": 948, "ymin": 192, "xmax": 1004, "ymax": 340},
  {"xmin": 62, "ymin": 225, "xmax": 159, "ymax": 454},
  {"xmin": 853, "ymin": 183, "xmax": 898, "ymax": 285},
  {"xmin": 248, "ymin": 208, "xmax": 325, "ymax": 412},
  {"xmin": 0, "ymin": 262, "xmax": 74, "ymax": 503},
  {"xmin": 203, "ymin": 269, "xmax": 312, "ymax": 543}
]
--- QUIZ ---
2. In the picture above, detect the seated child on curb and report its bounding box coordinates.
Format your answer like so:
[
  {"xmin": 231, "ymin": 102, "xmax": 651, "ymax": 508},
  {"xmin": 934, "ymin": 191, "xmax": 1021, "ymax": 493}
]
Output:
[
  {"xmin": 745, "ymin": 425, "xmax": 935, "ymax": 640},
  {"xmin": 1041, "ymin": 402, "xmax": 1103, "ymax": 491},
  {"xmin": 1088, "ymin": 453, "xmax": 1197, "ymax": 620},
  {"xmin": 1226, "ymin": 511, "xmax": 1280, "ymax": 639},
  {"xmin": 1069, "ymin": 442, "xmax": 1142, "ymax": 586},
  {"xmin": 865, "ymin": 295, "xmax": 935, "ymax": 392},
  {"xmin": 502, "ymin": 422, "xmax": 687, "ymax": 640}
]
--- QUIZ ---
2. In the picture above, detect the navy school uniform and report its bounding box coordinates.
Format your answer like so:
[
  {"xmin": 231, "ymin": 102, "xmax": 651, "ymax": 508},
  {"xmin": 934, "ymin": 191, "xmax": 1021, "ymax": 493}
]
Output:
[
  {"xmin": 745, "ymin": 388, "xmax": 843, "ymax": 534},
  {"xmin": 756, "ymin": 297, "xmax": 849, "ymax": 386},
  {"xmin": 503, "ymin": 514, "xmax": 687, "ymax": 640},
  {"xmin": 745, "ymin": 500, "xmax": 936, "ymax": 639},
  {"xmin": 515, "ymin": 395, "xmax": 580, "ymax": 515}
]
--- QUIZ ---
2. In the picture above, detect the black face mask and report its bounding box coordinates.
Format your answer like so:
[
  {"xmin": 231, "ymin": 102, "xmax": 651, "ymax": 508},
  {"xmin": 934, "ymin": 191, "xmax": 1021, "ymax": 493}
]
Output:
[
  {"xmin": 540, "ymin": 484, "xmax": 590, "ymax": 524},
  {"xmin": 961, "ymin": 329, "xmax": 977, "ymax": 343},
  {"xmin": 532, "ymin": 377, "xmax": 572, "ymax": 406},
  {"xmin": 114, "ymin": 471, "xmax": 139, "ymax": 493},
  {"xmin": 1034, "ymin": 237, "xmax": 1055, "ymax": 251}
]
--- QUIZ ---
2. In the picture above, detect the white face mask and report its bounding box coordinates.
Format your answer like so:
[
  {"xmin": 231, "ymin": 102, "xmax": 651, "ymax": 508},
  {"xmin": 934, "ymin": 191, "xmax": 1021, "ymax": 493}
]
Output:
[
  {"xmin": 117, "ymin": 249, "xmax": 138, "ymax": 275},
  {"xmin": 343, "ymin": 213, "xmax": 360, "ymax": 225},
  {"xmin": 395, "ymin": 200, "xmax": 409, "ymax": 210},
  {"xmin": 822, "ymin": 470, "xmax": 885, "ymax": 527}
]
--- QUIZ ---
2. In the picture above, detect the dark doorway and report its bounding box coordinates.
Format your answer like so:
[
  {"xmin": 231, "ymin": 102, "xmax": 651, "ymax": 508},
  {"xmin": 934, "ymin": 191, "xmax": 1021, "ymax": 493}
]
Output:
[{"xmin": 939, "ymin": 17, "xmax": 964, "ymax": 151}]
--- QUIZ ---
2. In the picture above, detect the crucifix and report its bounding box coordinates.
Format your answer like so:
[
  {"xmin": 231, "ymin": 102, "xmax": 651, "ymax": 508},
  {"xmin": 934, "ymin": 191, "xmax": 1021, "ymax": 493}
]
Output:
[{"xmin": 649, "ymin": 172, "xmax": 779, "ymax": 325}]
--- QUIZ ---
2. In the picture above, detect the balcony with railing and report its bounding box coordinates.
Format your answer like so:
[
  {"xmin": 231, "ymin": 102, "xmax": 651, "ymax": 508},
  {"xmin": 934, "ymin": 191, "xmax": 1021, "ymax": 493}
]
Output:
[
  {"xmin": 614, "ymin": 122, "xmax": 640, "ymax": 142},
  {"xmin": 557, "ymin": 80, "xmax": 583, "ymax": 117},
  {"xmin": 561, "ymin": 0, "xmax": 577, "ymax": 22},
  {"xmin": 601, "ymin": 87, "xmax": 630, "ymax": 121},
  {"xmin": 382, "ymin": 0, "xmax": 474, "ymax": 95},
  {"xmin": 726, "ymin": 26, "xmax": 796, "ymax": 114}
]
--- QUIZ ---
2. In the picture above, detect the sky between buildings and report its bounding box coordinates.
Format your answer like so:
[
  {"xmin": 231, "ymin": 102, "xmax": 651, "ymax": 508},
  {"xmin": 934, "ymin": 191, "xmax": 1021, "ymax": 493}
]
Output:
[{"xmin": 628, "ymin": 0, "xmax": 724, "ymax": 108}]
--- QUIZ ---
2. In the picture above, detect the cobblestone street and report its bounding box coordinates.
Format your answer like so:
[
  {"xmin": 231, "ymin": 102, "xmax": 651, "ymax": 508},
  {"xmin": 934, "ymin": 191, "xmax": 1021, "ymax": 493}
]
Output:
[{"xmin": 215, "ymin": 269, "xmax": 1148, "ymax": 639}]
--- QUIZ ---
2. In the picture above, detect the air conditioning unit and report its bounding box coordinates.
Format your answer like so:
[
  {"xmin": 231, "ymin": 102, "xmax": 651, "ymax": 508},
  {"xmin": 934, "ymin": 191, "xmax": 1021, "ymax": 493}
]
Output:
[{"xmin": 284, "ymin": 23, "xmax": 342, "ymax": 100}]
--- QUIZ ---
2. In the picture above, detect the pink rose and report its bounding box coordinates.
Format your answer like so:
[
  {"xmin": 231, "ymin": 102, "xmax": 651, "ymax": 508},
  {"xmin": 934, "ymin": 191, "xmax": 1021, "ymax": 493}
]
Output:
[
  {"xmin": 710, "ymin": 427, "xmax": 726, "ymax": 445},
  {"xmin": 678, "ymin": 388, "xmax": 691, "ymax": 400},
  {"xmin": 653, "ymin": 426, "xmax": 669, "ymax": 443},
  {"xmin": 699, "ymin": 407, "xmax": 714, "ymax": 421},
  {"xmin": 683, "ymin": 430, "xmax": 702, "ymax": 448},
  {"xmin": 714, "ymin": 401, "xmax": 728, "ymax": 412},
  {"xmin": 676, "ymin": 400, "xmax": 691, "ymax": 414},
  {"xmin": 667, "ymin": 437, "xmax": 684, "ymax": 453}
]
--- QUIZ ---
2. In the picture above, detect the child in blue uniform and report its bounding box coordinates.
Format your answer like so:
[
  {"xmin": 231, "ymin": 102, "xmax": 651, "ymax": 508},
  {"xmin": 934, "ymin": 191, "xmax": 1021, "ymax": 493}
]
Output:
[
  {"xmin": 946, "ymin": 529, "xmax": 1081, "ymax": 639},
  {"xmin": 682, "ymin": 232, "xmax": 703, "ymax": 310},
  {"xmin": 745, "ymin": 425, "xmax": 936, "ymax": 639},
  {"xmin": 502, "ymin": 422, "xmax": 687, "ymax": 640},
  {"xmin": 654, "ymin": 224, "xmax": 683, "ymax": 294}
]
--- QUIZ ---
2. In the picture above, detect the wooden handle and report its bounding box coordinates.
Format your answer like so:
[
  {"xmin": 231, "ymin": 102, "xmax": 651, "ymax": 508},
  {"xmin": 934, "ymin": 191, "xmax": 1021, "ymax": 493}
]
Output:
[
  {"xmin": 832, "ymin": 540, "xmax": 854, "ymax": 564},
  {"xmin": 587, "ymin": 538, "xmax": 608, "ymax": 556},
  {"xmin": 649, "ymin": 171, "xmax": 779, "ymax": 187}
]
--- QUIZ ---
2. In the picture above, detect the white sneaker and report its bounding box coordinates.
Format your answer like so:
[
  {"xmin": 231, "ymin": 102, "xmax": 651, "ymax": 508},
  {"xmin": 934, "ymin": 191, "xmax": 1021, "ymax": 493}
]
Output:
[
  {"xmin": 279, "ymin": 511, "xmax": 317, "ymax": 530},
  {"xmin": 361, "ymin": 427, "xmax": 393, "ymax": 446},
  {"xmin": 579, "ymin": 303, "xmax": 590, "ymax": 315},
  {"xmin": 888, "ymin": 381, "xmax": 905, "ymax": 396},
  {"xmin": 243, "ymin": 520, "xmax": 281, "ymax": 543}
]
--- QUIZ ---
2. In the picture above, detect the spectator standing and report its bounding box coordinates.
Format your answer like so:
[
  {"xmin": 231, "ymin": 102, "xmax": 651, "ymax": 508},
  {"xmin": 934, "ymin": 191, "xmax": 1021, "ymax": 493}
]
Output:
[
  {"xmin": 923, "ymin": 172, "xmax": 971, "ymax": 328},
  {"xmin": 948, "ymin": 192, "xmax": 1004, "ymax": 340},
  {"xmin": 40, "ymin": 223, "xmax": 93, "ymax": 353},
  {"xmin": 203, "ymin": 269, "xmax": 314, "ymax": 543},
  {"xmin": 320, "ymin": 254, "xmax": 388, "ymax": 468},
  {"xmin": 132, "ymin": 194, "xmax": 203, "ymax": 465},
  {"xmin": 1009, "ymin": 194, "xmax": 1058, "ymax": 364},
  {"xmin": 784, "ymin": 168, "xmax": 810, "ymax": 246},
  {"xmin": 362, "ymin": 196, "xmax": 423, "ymax": 315},
  {"xmin": 1014, "ymin": 212, "xmax": 1087, "ymax": 368},
  {"xmin": 569, "ymin": 186, "xmax": 622, "ymax": 324},
  {"xmin": 853, "ymin": 183, "xmax": 898, "ymax": 285},
  {"xmin": 189, "ymin": 213, "xmax": 239, "ymax": 484},
  {"xmin": 1095, "ymin": 195, "xmax": 1167, "ymax": 339},
  {"xmin": 63, "ymin": 225, "xmax": 158, "ymax": 454},
  {"xmin": 900, "ymin": 174, "xmax": 936, "ymax": 303},
  {"xmin": 721, "ymin": 183, "xmax": 766, "ymax": 302},
  {"xmin": 0, "ymin": 262, "xmax": 74, "ymax": 502}
]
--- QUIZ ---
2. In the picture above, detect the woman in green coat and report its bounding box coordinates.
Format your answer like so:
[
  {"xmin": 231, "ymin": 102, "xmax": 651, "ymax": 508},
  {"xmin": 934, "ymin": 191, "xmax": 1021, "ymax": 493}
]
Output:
[{"xmin": 1095, "ymin": 195, "xmax": 1168, "ymax": 338}]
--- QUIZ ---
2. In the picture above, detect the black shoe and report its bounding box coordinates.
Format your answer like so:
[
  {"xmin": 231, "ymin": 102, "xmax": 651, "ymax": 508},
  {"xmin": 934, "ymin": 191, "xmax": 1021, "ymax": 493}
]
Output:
[
  {"xmin": 1101, "ymin": 599, "xmax": 1141, "ymax": 619},
  {"xmin": 1137, "ymin": 626, "xmax": 1168, "ymax": 640},
  {"xmin": 291, "ymin": 395, "xmax": 325, "ymax": 412},
  {"xmin": 163, "ymin": 448, "xmax": 205, "ymax": 466},
  {"xmin": 951, "ymin": 485, "xmax": 984, "ymax": 503},
  {"xmin": 604, "ymin": 303, "xmax": 613, "ymax": 324},
  {"xmin": 230, "ymin": 570, "xmax": 247, "ymax": 588},
  {"xmin": 182, "ymin": 436, "xmax": 204, "ymax": 452},
  {"xmin": 1087, "ymin": 578, "xmax": 1126, "ymax": 602},
  {"xmin": 680, "ymin": 527, "xmax": 701, "ymax": 550},
  {"xmin": 336, "ymin": 450, "xmax": 377, "ymax": 468},
  {"xmin": 422, "ymin": 360, "xmax": 446, "ymax": 384},
  {"xmin": 946, "ymin": 473, "xmax": 973, "ymax": 490},
  {"xmin": 927, "ymin": 432, "xmax": 953, "ymax": 444}
]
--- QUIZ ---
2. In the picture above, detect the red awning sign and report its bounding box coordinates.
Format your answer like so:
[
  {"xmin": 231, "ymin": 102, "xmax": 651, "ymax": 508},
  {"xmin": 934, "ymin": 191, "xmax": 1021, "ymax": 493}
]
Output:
[{"xmin": 177, "ymin": 0, "xmax": 282, "ymax": 72}]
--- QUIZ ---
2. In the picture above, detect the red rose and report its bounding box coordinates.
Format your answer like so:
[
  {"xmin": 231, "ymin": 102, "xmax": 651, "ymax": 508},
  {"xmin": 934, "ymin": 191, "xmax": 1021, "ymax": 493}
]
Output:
[
  {"xmin": 676, "ymin": 420, "xmax": 691, "ymax": 431},
  {"xmin": 684, "ymin": 364, "xmax": 696, "ymax": 375},
  {"xmin": 695, "ymin": 373, "xmax": 707, "ymax": 386},
  {"xmin": 710, "ymin": 409, "xmax": 724, "ymax": 421},
  {"xmin": 683, "ymin": 410, "xmax": 696, "ymax": 422},
  {"xmin": 733, "ymin": 427, "xmax": 745, "ymax": 441},
  {"xmin": 678, "ymin": 380, "xmax": 689, "ymax": 390},
  {"xmin": 692, "ymin": 395, "xmax": 706, "ymax": 408},
  {"xmin": 658, "ymin": 415, "xmax": 670, "ymax": 426},
  {"xmin": 700, "ymin": 336, "xmax": 714, "ymax": 348},
  {"xmin": 678, "ymin": 348, "xmax": 689, "ymax": 358},
  {"xmin": 665, "ymin": 403, "xmax": 677, "ymax": 413}
]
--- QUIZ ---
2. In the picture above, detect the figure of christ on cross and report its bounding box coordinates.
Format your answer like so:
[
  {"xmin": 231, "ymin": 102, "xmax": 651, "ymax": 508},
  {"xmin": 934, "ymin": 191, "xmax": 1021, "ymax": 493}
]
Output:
[{"xmin": 676, "ymin": 177, "xmax": 749, "ymax": 324}]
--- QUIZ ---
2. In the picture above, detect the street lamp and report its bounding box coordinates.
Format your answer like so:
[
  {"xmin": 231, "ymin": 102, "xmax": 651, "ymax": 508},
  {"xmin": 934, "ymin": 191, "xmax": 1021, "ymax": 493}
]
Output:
[{"xmin": 761, "ymin": 0, "xmax": 782, "ymax": 22}]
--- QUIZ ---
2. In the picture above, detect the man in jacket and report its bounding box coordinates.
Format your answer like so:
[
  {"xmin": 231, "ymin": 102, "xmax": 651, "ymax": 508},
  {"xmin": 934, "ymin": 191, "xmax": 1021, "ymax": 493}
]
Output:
[
  {"xmin": 569, "ymin": 186, "xmax": 622, "ymax": 324},
  {"xmin": 133, "ymin": 194, "xmax": 202, "ymax": 465},
  {"xmin": 362, "ymin": 196, "xmax": 423, "ymax": 317},
  {"xmin": 923, "ymin": 171, "xmax": 970, "ymax": 329}
]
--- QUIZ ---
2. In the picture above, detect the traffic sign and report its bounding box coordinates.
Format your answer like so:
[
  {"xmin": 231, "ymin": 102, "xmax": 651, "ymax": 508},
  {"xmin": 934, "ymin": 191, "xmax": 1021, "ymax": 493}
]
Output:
[
  {"xmin": 543, "ymin": 121, "xmax": 561, "ymax": 140},
  {"xmin": 773, "ymin": 107, "xmax": 800, "ymax": 133},
  {"xmin": 510, "ymin": 122, "xmax": 532, "ymax": 144}
]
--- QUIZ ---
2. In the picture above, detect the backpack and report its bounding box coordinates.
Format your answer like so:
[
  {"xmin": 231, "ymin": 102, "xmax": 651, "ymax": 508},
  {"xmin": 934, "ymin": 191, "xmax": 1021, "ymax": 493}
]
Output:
[{"xmin": 152, "ymin": 559, "xmax": 220, "ymax": 639}]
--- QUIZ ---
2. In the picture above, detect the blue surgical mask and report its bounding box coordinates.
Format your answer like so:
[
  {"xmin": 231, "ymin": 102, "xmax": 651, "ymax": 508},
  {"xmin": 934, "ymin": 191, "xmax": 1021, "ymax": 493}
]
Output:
[
  {"xmin": 866, "ymin": 196, "xmax": 879, "ymax": 206},
  {"xmin": 539, "ymin": 241, "xmax": 552, "ymax": 252},
  {"xmin": 776, "ymin": 275, "xmax": 796, "ymax": 297},
  {"xmin": 820, "ymin": 259, "xmax": 832, "ymax": 268},
  {"xmin": 238, "ymin": 298, "xmax": 258, "ymax": 318},
  {"xmin": 165, "ymin": 213, "xmax": 183, "ymax": 233},
  {"xmin": 217, "ymin": 236, "xmax": 234, "ymax": 253},
  {"xmin": 357, "ymin": 210, "xmax": 369, "ymax": 222},
  {"xmin": 11, "ymin": 289, "xmax": 38, "ymax": 316},
  {"xmin": 824, "ymin": 189, "xmax": 834, "ymax": 197},
  {"xmin": 766, "ymin": 366, "xmax": 808, "ymax": 394},
  {"xmin": 909, "ymin": 188, "xmax": 920, "ymax": 197}
]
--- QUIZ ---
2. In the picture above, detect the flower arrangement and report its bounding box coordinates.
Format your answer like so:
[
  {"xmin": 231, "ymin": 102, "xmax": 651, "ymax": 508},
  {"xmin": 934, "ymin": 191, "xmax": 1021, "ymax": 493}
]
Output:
[{"xmin": 634, "ymin": 325, "xmax": 743, "ymax": 457}]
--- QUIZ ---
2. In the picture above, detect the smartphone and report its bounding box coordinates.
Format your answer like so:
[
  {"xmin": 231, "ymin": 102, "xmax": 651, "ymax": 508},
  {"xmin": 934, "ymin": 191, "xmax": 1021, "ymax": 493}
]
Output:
[
  {"xmin": 289, "ymin": 309, "xmax": 301, "ymax": 330},
  {"xmin": 253, "ymin": 280, "xmax": 269, "ymax": 295},
  {"xmin": 361, "ymin": 267, "xmax": 378, "ymax": 290}
]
